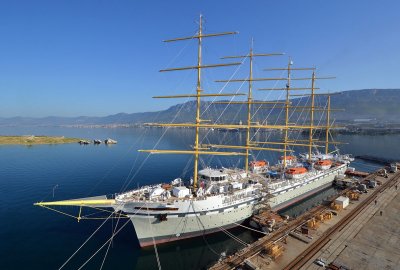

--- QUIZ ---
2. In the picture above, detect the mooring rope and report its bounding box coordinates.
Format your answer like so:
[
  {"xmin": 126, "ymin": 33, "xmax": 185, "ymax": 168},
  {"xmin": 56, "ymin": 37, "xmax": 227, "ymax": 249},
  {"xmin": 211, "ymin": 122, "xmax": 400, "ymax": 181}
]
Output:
[
  {"xmin": 58, "ymin": 211, "xmax": 115, "ymax": 270},
  {"xmin": 147, "ymin": 206, "xmax": 162, "ymax": 270}
]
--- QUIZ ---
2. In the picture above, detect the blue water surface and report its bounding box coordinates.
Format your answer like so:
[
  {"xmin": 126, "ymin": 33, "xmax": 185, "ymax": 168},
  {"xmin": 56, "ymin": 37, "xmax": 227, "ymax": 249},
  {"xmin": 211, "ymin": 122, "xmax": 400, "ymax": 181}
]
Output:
[{"xmin": 0, "ymin": 127, "xmax": 396, "ymax": 269}]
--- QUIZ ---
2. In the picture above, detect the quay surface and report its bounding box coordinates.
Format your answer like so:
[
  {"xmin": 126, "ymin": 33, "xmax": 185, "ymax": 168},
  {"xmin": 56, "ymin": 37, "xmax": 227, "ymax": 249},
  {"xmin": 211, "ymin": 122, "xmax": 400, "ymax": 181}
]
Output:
[
  {"xmin": 300, "ymin": 172, "xmax": 400, "ymax": 270},
  {"xmin": 209, "ymin": 169, "xmax": 400, "ymax": 270}
]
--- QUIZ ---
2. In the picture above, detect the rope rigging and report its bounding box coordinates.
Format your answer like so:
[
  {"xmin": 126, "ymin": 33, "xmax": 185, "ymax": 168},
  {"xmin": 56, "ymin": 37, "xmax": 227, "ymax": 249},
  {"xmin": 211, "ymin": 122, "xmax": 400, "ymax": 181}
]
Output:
[
  {"xmin": 58, "ymin": 211, "xmax": 115, "ymax": 270},
  {"xmin": 57, "ymin": 205, "xmax": 146, "ymax": 269},
  {"xmin": 76, "ymin": 218, "xmax": 132, "ymax": 270},
  {"xmin": 148, "ymin": 206, "xmax": 162, "ymax": 270},
  {"xmin": 218, "ymin": 226, "xmax": 248, "ymax": 246},
  {"xmin": 99, "ymin": 211, "xmax": 123, "ymax": 270}
]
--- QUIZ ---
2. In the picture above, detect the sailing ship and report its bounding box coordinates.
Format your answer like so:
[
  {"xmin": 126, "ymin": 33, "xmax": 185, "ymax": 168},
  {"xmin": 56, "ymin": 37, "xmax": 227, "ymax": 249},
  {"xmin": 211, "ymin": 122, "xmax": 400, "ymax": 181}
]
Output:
[{"xmin": 35, "ymin": 15, "xmax": 353, "ymax": 248}]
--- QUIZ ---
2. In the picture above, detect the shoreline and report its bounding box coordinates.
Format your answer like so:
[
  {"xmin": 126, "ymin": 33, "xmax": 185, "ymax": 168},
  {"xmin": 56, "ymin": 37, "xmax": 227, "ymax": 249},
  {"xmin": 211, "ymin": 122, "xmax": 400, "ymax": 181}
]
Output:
[
  {"xmin": 2, "ymin": 124, "xmax": 400, "ymax": 135},
  {"xmin": 0, "ymin": 135, "xmax": 83, "ymax": 145}
]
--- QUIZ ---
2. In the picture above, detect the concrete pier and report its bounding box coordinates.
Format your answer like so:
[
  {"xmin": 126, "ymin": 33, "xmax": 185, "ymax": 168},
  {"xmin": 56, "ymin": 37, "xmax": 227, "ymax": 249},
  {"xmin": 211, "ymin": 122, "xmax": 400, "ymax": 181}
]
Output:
[
  {"xmin": 209, "ymin": 169, "xmax": 400, "ymax": 270},
  {"xmin": 303, "ymin": 177, "xmax": 399, "ymax": 270}
]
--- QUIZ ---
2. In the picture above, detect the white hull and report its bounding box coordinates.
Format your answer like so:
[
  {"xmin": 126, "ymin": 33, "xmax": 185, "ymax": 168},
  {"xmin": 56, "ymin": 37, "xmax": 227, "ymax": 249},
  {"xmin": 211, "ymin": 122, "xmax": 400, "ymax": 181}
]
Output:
[
  {"xmin": 128, "ymin": 200, "xmax": 257, "ymax": 247},
  {"xmin": 269, "ymin": 164, "xmax": 347, "ymax": 210},
  {"xmin": 116, "ymin": 164, "xmax": 347, "ymax": 246},
  {"xmin": 315, "ymin": 165, "xmax": 331, "ymax": 170},
  {"xmin": 115, "ymin": 188, "xmax": 262, "ymax": 247},
  {"xmin": 285, "ymin": 172, "xmax": 307, "ymax": 179}
]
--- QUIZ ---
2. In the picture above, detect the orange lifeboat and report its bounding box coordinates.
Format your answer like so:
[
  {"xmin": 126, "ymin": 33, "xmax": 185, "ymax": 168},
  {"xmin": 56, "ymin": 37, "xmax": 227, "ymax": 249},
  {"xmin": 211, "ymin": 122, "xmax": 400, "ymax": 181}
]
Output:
[
  {"xmin": 249, "ymin": 160, "xmax": 269, "ymax": 173},
  {"xmin": 279, "ymin": 155, "xmax": 295, "ymax": 160},
  {"xmin": 285, "ymin": 167, "xmax": 308, "ymax": 179},
  {"xmin": 249, "ymin": 160, "xmax": 268, "ymax": 167},
  {"xmin": 315, "ymin": 159, "xmax": 332, "ymax": 170}
]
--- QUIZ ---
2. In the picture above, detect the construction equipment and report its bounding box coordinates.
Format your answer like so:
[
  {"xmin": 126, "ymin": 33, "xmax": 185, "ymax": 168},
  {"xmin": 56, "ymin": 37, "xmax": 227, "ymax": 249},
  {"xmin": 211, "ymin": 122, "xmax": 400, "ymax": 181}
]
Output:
[
  {"xmin": 347, "ymin": 191, "xmax": 360, "ymax": 200},
  {"xmin": 330, "ymin": 202, "xmax": 342, "ymax": 211},
  {"xmin": 307, "ymin": 218, "xmax": 319, "ymax": 229},
  {"xmin": 265, "ymin": 243, "xmax": 285, "ymax": 260},
  {"xmin": 315, "ymin": 213, "xmax": 325, "ymax": 222},
  {"xmin": 323, "ymin": 212, "xmax": 333, "ymax": 220}
]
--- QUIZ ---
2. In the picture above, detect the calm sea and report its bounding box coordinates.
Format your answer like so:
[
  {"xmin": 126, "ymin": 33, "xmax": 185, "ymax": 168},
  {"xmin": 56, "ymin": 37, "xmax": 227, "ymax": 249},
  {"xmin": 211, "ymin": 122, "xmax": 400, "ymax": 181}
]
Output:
[{"xmin": 0, "ymin": 126, "xmax": 396, "ymax": 270}]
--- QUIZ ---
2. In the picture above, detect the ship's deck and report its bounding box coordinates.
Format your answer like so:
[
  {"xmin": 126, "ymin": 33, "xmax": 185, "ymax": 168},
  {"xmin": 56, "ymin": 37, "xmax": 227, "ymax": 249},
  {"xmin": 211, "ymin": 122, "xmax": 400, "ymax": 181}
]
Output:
[{"xmin": 116, "ymin": 171, "xmax": 267, "ymax": 204}]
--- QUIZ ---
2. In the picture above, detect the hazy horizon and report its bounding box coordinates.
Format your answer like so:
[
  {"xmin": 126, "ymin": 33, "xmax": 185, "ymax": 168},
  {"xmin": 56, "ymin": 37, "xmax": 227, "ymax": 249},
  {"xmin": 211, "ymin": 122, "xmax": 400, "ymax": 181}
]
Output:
[{"xmin": 0, "ymin": 88, "xmax": 398, "ymax": 119}]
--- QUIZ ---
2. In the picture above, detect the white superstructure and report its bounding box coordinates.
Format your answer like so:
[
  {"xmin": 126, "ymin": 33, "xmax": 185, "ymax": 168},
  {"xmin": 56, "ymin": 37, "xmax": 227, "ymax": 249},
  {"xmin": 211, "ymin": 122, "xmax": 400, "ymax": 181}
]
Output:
[
  {"xmin": 112, "ymin": 156, "xmax": 350, "ymax": 247},
  {"xmin": 113, "ymin": 168, "xmax": 266, "ymax": 247},
  {"xmin": 268, "ymin": 163, "xmax": 348, "ymax": 210}
]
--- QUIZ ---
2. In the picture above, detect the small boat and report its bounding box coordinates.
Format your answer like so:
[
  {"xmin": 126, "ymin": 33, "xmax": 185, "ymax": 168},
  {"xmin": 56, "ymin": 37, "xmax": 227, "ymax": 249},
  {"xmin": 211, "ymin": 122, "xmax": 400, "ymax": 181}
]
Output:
[
  {"xmin": 105, "ymin": 138, "xmax": 117, "ymax": 144},
  {"xmin": 93, "ymin": 139, "xmax": 102, "ymax": 144},
  {"xmin": 78, "ymin": 140, "xmax": 91, "ymax": 145}
]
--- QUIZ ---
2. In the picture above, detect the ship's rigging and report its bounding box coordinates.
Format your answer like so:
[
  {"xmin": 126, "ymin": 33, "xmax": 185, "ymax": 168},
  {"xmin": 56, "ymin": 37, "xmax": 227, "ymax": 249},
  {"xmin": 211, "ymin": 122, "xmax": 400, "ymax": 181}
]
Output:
[
  {"xmin": 33, "ymin": 14, "xmax": 351, "ymax": 269},
  {"xmin": 34, "ymin": 12, "xmax": 347, "ymax": 229}
]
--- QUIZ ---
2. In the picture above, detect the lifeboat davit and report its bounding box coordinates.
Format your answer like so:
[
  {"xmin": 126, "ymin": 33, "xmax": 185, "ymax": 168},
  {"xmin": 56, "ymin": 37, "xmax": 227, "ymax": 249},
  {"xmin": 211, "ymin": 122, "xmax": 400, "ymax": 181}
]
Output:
[
  {"xmin": 279, "ymin": 155, "xmax": 296, "ymax": 166},
  {"xmin": 285, "ymin": 167, "xmax": 308, "ymax": 179},
  {"xmin": 314, "ymin": 159, "xmax": 333, "ymax": 170}
]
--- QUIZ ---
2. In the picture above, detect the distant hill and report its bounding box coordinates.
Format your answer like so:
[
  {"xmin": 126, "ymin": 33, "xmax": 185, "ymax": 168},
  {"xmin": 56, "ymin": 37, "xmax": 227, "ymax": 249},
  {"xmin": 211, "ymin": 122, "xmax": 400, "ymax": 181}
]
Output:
[
  {"xmin": 327, "ymin": 89, "xmax": 400, "ymax": 122},
  {"xmin": 1, "ymin": 89, "xmax": 399, "ymax": 126}
]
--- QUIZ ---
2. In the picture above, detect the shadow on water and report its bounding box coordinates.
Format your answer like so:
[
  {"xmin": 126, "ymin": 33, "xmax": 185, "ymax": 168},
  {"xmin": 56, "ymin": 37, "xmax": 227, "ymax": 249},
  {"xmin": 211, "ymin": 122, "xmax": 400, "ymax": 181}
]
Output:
[
  {"xmin": 93, "ymin": 219, "xmax": 262, "ymax": 270},
  {"xmin": 133, "ymin": 227, "xmax": 260, "ymax": 270},
  {"xmin": 278, "ymin": 186, "xmax": 340, "ymax": 217}
]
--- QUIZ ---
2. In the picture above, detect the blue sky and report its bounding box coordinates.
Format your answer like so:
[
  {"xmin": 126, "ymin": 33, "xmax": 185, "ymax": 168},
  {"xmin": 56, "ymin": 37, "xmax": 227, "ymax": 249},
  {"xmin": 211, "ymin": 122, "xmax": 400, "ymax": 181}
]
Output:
[{"xmin": 0, "ymin": 0, "xmax": 399, "ymax": 117}]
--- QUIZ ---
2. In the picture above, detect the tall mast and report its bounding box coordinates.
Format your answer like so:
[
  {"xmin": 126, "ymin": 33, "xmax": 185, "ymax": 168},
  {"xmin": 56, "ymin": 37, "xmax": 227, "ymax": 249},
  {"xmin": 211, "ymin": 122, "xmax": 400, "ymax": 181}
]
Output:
[
  {"xmin": 325, "ymin": 95, "xmax": 331, "ymax": 155},
  {"xmin": 245, "ymin": 41, "xmax": 254, "ymax": 173},
  {"xmin": 140, "ymin": 15, "xmax": 247, "ymax": 190},
  {"xmin": 140, "ymin": 15, "xmax": 341, "ymax": 188},
  {"xmin": 214, "ymin": 47, "xmax": 284, "ymax": 173},
  {"xmin": 260, "ymin": 64, "xmax": 319, "ymax": 165},
  {"xmin": 193, "ymin": 15, "xmax": 203, "ymax": 187},
  {"xmin": 309, "ymin": 71, "xmax": 316, "ymax": 160},
  {"xmin": 287, "ymin": 92, "xmax": 343, "ymax": 148},
  {"xmin": 283, "ymin": 58, "xmax": 292, "ymax": 168}
]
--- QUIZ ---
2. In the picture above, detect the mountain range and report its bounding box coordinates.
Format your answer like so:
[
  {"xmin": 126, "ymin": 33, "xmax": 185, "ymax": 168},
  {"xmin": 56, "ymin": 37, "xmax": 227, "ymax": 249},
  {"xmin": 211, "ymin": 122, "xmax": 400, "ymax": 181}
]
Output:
[{"xmin": 1, "ymin": 89, "xmax": 399, "ymax": 126}]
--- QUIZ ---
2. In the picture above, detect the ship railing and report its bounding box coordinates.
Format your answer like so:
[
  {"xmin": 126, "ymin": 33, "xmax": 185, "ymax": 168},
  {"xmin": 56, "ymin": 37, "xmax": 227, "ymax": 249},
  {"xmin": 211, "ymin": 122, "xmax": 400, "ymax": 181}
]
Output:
[
  {"xmin": 122, "ymin": 185, "xmax": 261, "ymax": 203},
  {"xmin": 222, "ymin": 191, "xmax": 256, "ymax": 204}
]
